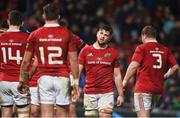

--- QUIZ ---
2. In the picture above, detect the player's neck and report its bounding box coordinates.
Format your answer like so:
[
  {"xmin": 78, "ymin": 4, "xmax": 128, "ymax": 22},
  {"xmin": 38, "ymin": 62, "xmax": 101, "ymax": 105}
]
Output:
[
  {"xmin": 45, "ymin": 20, "xmax": 59, "ymax": 25},
  {"xmin": 93, "ymin": 42, "xmax": 107, "ymax": 49},
  {"xmin": 144, "ymin": 38, "xmax": 157, "ymax": 43},
  {"xmin": 8, "ymin": 25, "xmax": 20, "ymax": 32}
]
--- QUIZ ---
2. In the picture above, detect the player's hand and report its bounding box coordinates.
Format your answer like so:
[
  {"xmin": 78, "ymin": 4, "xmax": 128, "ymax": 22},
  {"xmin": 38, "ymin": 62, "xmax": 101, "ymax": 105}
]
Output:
[
  {"xmin": 71, "ymin": 84, "xmax": 80, "ymax": 102},
  {"xmin": 17, "ymin": 81, "xmax": 29, "ymax": 95},
  {"xmin": 117, "ymin": 95, "xmax": 124, "ymax": 106},
  {"xmin": 164, "ymin": 74, "xmax": 168, "ymax": 80}
]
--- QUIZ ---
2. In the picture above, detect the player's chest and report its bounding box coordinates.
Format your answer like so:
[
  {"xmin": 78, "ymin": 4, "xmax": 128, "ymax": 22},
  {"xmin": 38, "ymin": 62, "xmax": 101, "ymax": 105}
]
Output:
[{"xmin": 85, "ymin": 50, "xmax": 114, "ymax": 65}]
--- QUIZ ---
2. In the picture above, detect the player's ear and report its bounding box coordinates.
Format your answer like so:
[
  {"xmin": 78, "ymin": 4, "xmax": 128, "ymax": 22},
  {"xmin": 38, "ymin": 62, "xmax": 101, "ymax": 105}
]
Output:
[
  {"xmin": 42, "ymin": 13, "xmax": 46, "ymax": 20},
  {"xmin": 108, "ymin": 35, "xmax": 112, "ymax": 41},
  {"xmin": 58, "ymin": 15, "xmax": 61, "ymax": 20},
  {"xmin": 7, "ymin": 20, "xmax": 10, "ymax": 26},
  {"xmin": 96, "ymin": 30, "xmax": 100, "ymax": 38},
  {"xmin": 21, "ymin": 21, "xmax": 24, "ymax": 27}
]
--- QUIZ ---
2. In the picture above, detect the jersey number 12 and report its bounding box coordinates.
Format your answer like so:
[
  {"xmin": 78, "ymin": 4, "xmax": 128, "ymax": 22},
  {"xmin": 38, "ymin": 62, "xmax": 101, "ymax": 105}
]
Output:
[{"xmin": 39, "ymin": 46, "xmax": 63, "ymax": 64}]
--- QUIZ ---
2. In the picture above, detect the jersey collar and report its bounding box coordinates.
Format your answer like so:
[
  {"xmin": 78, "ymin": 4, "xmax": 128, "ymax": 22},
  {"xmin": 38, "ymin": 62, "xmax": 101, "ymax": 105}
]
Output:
[
  {"xmin": 7, "ymin": 29, "xmax": 20, "ymax": 32},
  {"xmin": 93, "ymin": 43, "xmax": 107, "ymax": 49},
  {"xmin": 44, "ymin": 23, "xmax": 60, "ymax": 27},
  {"xmin": 145, "ymin": 40, "xmax": 157, "ymax": 43}
]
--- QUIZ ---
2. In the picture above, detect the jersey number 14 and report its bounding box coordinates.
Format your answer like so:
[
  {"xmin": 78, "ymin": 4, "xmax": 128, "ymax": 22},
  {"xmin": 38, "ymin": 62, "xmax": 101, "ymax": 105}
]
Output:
[{"xmin": 1, "ymin": 47, "xmax": 22, "ymax": 64}]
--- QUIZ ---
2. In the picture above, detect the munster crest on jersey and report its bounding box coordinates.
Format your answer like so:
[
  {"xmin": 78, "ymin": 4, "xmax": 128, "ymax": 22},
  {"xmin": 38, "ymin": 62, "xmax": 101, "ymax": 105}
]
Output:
[{"xmin": 104, "ymin": 53, "xmax": 111, "ymax": 58}]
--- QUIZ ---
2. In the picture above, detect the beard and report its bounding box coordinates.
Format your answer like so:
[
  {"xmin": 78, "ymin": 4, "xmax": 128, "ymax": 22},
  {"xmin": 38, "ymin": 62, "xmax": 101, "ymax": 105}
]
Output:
[{"xmin": 97, "ymin": 40, "xmax": 108, "ymax": 48}]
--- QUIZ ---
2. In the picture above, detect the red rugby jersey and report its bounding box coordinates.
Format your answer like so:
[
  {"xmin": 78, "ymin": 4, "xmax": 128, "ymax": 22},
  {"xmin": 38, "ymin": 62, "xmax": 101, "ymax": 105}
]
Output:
[
  {"xmin": 26, "ymin": 24, "xmax": 77, "ymax": 78},
  {"xmin": 132, "ymin": 42, "xmax": 177, "ymax": 94},
  {"xmin": 29, "ymin": 32, "xmax": 83, "ymax": 87},
  {"xmin": 79, "ymin": 45, "xmax": 120, "ymax": 94},
  {"xmin": 0, "ymin": 30, "xmax": 28, "ymax": 82}
]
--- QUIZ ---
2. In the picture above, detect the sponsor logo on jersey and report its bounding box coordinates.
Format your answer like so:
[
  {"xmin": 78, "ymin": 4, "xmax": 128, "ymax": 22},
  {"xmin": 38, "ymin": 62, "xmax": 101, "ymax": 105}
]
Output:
[
  {"xmin": 104, "ymin": 53, "xmax": 111, "ymax": 58},
  {"xmin": 97, "ymin": 57, "xmax": 102, "ymax": 61},
  {"xmin": 155, "ymin": 47, "xmax": 159, "ymax": 50},
  {"xmin": 9, "ymin": 39, "xmax": 14, "ymax": 43},
  {"xmin": 48, "ymin": 34, "xmax": 54, "ymax": 38}
]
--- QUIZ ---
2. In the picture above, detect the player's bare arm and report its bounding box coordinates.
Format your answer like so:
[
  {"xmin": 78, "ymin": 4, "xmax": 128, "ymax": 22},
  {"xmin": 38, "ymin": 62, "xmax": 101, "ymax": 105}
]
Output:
[
  {"xmin": 114, "ymin": 67, "xmax": 124, "ymax": 106},
  {"xmin": 29, "ymin": 56, "xmax": 38, "ymax": 79},
  {"xmin": 164, "ymin": 64, "xmax": 179, "ymax": 79},
  {"xmin": 78, "ymin": 64, "xmax": 84, "ymax": 76},
  {"xmin": 123, "ymin": 61, "xmax": 139, "ymax": 87},
  {"xmin": 18, "ymin": 51, "xmax": 33, "ymax": 93},
  {"xmin": 68, "ymin": 51, "xmax": 80, "ymax": 101}
]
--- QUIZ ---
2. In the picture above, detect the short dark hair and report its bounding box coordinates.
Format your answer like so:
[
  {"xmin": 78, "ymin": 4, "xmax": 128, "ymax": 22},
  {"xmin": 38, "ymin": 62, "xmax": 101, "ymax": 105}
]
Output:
[
  {"xmin": 8, "ymin": 10, "xmax": 22, "ymax": 26},
  {"xmin": 0, "ymin": 20, "xmax": 9, "ymax": 29},
  {"xmin": 141, "ymin": 25, "xmax": 156, "ymax": 38},
  {"xmin": 43, "ymin": 3, "xmax": 59, "ymax": 20},
  {"xmin": 98, "ymin": 24, "xmax": 113, "ymax": 35}
]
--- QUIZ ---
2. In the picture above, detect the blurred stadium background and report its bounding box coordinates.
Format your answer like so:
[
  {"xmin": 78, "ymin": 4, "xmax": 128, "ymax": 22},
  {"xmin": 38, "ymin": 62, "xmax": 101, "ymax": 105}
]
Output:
[{"xmin": 0, "ymin": 0, "xmax": 180, "ymax": 117}]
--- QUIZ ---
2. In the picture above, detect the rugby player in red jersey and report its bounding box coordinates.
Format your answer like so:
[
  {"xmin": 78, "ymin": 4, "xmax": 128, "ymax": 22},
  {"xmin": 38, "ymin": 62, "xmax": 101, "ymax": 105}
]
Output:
[
  {"xmin": 78, "ymin": 24, "xmax": 124, "ymax": 117},
  {"xmin": 123, "ymin": 25, "xmax": 179, "ymax": 117},
  {"xmin": 0, "ymin": 10, "xmax": 29, "ymax": 117},
  {"xmin": 17, "ymin": 3, "xmax": 79, "ymax": 117},
  {"xmin": 28, "ymin": 34, "xmax": 85, "ymax": 117}
]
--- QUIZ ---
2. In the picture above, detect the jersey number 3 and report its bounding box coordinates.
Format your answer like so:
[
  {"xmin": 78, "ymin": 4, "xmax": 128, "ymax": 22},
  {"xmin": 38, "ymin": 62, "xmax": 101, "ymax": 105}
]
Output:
[{"xmin": 152, "ymin": 53, "xmax": 162, "ymax": 69}]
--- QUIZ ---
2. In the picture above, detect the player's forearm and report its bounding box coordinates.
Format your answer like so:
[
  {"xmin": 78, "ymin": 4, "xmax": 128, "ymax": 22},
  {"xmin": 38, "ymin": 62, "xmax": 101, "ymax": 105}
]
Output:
[
  {"xmin": 20, "ymin": 61, "xmax": 31, "ymax": 82},
  {"xmin": 29, "ymin": 58, "xmax": 38, "ymax": 78},
  {"xmin": 114, "ymin": 68, "xmax": 124, "ymax": 96},
  {"xmin": 114, "ymin": 76, "xmax": 124, "ymax": 97},
  {"xmin": 79, "ymin": 64, "xmax": 84, "ymax": 76},
  {"xmin": 19, "ymin": 51, "xmax": 33, "ymax": 82},
  {"xmin": 164, "ymin": 64, "xmax": 179, "ymax": 79},
  {"xmin": 69, "ymin": 51, "xmax": 79, "ymax": 80},
  {"xmin": 123, "ymin": 61, "xmax": 139, "ymax": 87},
  {"xmin": 29, "ymin": 65, "xmax": 37, "ymax": 78}
]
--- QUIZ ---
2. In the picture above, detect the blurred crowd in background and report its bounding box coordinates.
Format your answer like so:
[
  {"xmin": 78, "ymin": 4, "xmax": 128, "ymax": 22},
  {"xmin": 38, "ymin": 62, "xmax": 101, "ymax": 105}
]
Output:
[{"xmin": 0, "ymin": 0, "xmax": 180, "ymax": 114}]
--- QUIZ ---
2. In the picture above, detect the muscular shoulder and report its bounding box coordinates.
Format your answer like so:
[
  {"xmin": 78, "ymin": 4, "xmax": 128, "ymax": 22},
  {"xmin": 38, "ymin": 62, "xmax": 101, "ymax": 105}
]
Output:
[
  {"xmin": 107, "ymin": 46, "xmax": 118, "ymax": 51},
  {"xmin": 137, "ymin": 44, "xmax": 145, "ymax": 50},
  {"xmin": 0, "ymin": 32, "xmax": 7, "ymax": 38},
  {"xmin": 0, "ymin": 31, "xmax": 28, "ymax": 40},
  {"xmin": 157, "ymin": 43, "xmax": 169, "ymax": 51},
  {"xmin": 31, "ymin": 26, "xmax": 69, "ymax": 33},
  {"xmin": 107, "ymin": 46, "xmax": 119, "ymax": 55},
  {"xmin": 81, "ymin": 45, "xmax": 92, "ymax": 51},
  {"xmin": 79, "ymin": 45, "xmax": 92, "ymax": 55},
  {"xmin": 133, "ymin": 44, "xmax": 146, "ymax": 54}
]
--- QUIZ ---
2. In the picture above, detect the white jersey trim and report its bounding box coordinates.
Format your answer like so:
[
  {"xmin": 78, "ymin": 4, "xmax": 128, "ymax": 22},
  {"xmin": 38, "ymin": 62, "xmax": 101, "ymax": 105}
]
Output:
[
  {"xmin": 7, "ymin": 29, "xmax": 20, "ymax": 32},
  {"xmin": 145, "ymin": 40, "xmax": 157, "ymax": 43},
  {"xmin": 44, "ymin": 23, "xmax": 60, "ymax": 27},
  {"xmin": 93, "ymin": 43, "xmax": 107, "ymax": 50}
]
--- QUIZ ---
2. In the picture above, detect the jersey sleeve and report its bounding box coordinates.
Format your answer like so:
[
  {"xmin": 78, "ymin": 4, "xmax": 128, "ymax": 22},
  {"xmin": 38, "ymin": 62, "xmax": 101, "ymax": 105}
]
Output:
[
  {"xmin": 131, "ymin": 45, "xmax": 144, "ymax": 64},
  {"xmin": 73, "ymin": 34, "xmax": 85, "ymax": 49},
  {"xmin": 68, "ymin": 31, "xmax": 77, "ymax": 52},
  {"xmin": 78, "ymin": 47, "xmax": 86, "ymax": 65},
  {"xmin": 167, "ymin": 49, "xmax": 177, "ymax": 67},
  {"xmin": 113, "ymin": 49, "xmax": 120, "ymax": 68},
  {"xmin": 25, "ymin": 32, "xmax": 35, "ymax": 53}
]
